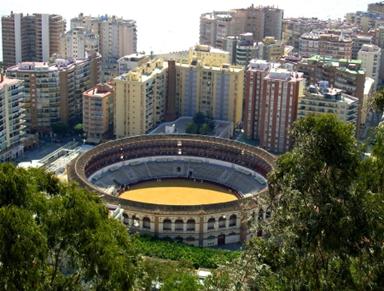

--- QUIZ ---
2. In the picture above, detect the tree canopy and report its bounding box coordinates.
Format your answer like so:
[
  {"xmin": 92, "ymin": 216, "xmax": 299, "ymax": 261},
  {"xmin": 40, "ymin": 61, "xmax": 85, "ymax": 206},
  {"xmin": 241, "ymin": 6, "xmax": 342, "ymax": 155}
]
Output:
[
  {"xmin": 206, "ymin": 114, "xmax": 384, "ymax": 290},
  {"xmin": 0, "ymin": 165, "xmax": 142, "ymax": 290}
]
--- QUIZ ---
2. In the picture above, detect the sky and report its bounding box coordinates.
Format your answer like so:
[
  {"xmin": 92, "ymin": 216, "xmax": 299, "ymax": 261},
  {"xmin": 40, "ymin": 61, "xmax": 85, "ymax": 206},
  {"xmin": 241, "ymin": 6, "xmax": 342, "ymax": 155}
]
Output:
[{"xmin": 0, "ymin": 0, "xmax": 373, "ymax": 61}]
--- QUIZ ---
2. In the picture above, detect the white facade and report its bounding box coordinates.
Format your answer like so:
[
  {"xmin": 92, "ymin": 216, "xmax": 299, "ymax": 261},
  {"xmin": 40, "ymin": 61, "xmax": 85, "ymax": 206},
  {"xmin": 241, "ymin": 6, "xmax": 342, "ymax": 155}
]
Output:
[
  {"xmin": 61, "ymin": 27, "xmax": 99, "ymax": 60},
  {"xmin": 298, "ymin": 84, "xmax": 359, "ymax": 124},
  {"xmin": 358, "ymin": 44, "xmax": 381, "ymax": 89},
  {"xmin": 0, "ymin": 76, "xmax": 25, "ymax": 161},
  {"xmin": 70, "ymin": 14, "xmax": 137, "ymax": 68},
  {"xmin": 14, "ymin": 13, "xmax": 22, "ymax": 64}
]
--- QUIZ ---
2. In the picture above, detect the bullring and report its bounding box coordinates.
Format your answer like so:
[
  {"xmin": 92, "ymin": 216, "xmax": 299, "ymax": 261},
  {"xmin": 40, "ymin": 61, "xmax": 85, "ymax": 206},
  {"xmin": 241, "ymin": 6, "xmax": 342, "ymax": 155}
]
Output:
[{"xmin": 68, "ymin": 134, "xmax": 275, "ymax": 247}]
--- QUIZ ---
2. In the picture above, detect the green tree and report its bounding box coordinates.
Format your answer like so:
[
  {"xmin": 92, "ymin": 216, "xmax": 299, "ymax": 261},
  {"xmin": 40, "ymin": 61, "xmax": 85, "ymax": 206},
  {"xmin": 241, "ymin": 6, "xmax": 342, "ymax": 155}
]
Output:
[
  {"xmin": 162, "ymin": 271, "xmax": 201, "ymax": 291},
  {"xmin": 73, "ymin": 123, "xmax": 83, "ymax": 136},
  {"xmin": 193, "ymin": 112, "xmax": 206, "ymax": 126},
  {"xmin": 210, "ymin": 114, "xmax": 383, "ymax": 290},
  {"xmin": 0, "ymin": 164, "xmax": 142, "ymax": 290},
  {"xmin": 199, "ymin": 123, "xmax": 211, "ymax": 135},
  {"xmin": 372, "ymin": 88, "xmax": 384, "ymax": 112},
  {"xmin": 185, "ymin": 122, "xmax": 199, "ymax": 134},
  {"xmin": 52, "ymin": 122, "xmax": 69, "ymax": 137},
  {"xmin": 0, "ymin": 206, "xmax": 48, "ymax": 290}
]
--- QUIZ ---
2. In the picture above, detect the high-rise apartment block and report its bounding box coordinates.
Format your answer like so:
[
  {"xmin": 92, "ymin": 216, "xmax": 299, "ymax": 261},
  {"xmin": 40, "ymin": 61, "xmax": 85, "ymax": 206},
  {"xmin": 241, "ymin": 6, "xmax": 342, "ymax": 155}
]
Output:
[
  {"xmin": 345, "ymin": 11, "xmax": 384, "ymax": 33},
  {"xmin": 256, "ymin": 36, "xmax": 285, "ymax": 62},
  {"xmin": 283, "ymin": 18, "xmax": 329, "ymax": 50},
  {"xmin": 6, "ymin": 57, "xmax": 100, "ymax": 135},
  {"xmin": 113, "ymin": 45, "xmax": 244, "ymax": 138},
  {"xmin": 296, "ymin": 55, "xmax": 367, "ymax": 128},
  {"xmin": 299, "ymin": 32, "xmax": 353, "ymax": 59},
  {"xmin": 358, "ymin": 44, "xmax": 381, "ymax": 89},
  {"xmin": 176, "ymin": 45, "xmax": 244, "ymax": 125},
  {"xmin": 0, "ymin": 75, "xmax": 25, "ymax": 161},
  {"xmin": 368, "ymin": 2, "xmax": 384, "ymax": 14},
  {"xmin": 298, "ymin": 84, "xmax": 359, "ymax": 125},
  {"xmin": 60, "ymin": 27, "xmax": 99, "ymax": 60},
  {"xmin": 114, "ymin": 59, "xmax": 168, "ymax": 138},
  {"xmin": 83, "ymin": 83, "xmax": 114, "ymax": 143},
  {"xmin": 117, "ymin": 53, "xmax": 150, "ymax": 74},
  {"xmin": 1, "ymin": 12, "xmax": 65, "ymax": 68},
  {"xmin": 352, "ymin": 35, "xmax": 373, "ymax": 59},
  {"xmin": 243, "ymin": 60, "xmax": 305, "ymax": 153},
  {"xmin": 200, "ymin": 5, "xmax": 283, "ymax": 50},
  {"xmin": 70, "ymin": 14, "xmax": 137, "ymax": 67}
]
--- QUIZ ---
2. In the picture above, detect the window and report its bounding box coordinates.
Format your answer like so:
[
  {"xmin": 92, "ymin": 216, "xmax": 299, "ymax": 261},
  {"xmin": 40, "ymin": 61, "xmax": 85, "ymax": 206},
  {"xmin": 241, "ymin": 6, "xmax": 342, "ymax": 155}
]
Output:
[
  {"xmin": 163, "ymin": 219, "xmax": 172, "ymax": 231},
  {"xmin": 187, "ymin": 219, "xmax": 196, "ymax": 231},
  {"xmin": 258, "ymin": 209, "xmax": 264, "ymax": 221},
  {"xmin": 175, "ymin": 219, "xmax": 184, "ymax": 231},
  {"xmin": 229, "ymin": 214, "xmax": 237, "ymax": 227},
  {"xmin": 207, "ymin": 218, "xmax": 215, "ymax": 230},
  {"xmin": 143, "ymin": 217, "xmax": 150, "ymax": 229},
  {"xmin": 219, "ymin": 216, "xmax": 226, "ymax": 228}
]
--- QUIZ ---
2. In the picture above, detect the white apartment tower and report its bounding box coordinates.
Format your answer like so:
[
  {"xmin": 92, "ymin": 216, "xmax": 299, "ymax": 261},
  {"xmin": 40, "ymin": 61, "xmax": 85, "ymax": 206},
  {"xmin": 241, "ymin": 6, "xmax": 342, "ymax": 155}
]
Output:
[
  {"xmin": 60, "ymin": 27, "xmax": 99, "ymax": 60},
  {"xmin": 358, "ymin": 44, "xmax": 381, "ymax": 89},
  {"xmin": 0, "ymin": 75, "xmax": 25, "ymax": 161},
  {"xmin": 70, "ymin": 14, "xmax": 137, "ymax": 67}
]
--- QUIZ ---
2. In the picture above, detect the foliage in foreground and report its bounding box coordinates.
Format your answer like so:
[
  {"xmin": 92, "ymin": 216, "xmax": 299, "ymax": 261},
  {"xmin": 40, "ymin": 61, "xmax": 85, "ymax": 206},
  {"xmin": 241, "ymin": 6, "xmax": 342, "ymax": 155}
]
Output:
[
  {"xmin": 0, "ymin": 165, "xmax": 142, "ymax": 290},
  {"xmin": 133, "ymin": 235, "xmax": 240, "ymax": 269},
  {"xmin": 206, "ymin": 114, "xmax": 384, "ymax": 290}
]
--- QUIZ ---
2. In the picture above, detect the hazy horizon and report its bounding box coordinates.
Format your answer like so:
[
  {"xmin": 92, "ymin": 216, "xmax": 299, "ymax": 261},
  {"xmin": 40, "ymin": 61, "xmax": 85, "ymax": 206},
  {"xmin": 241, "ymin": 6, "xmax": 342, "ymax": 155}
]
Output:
[{"xmin": 0, "ymin": 0, "xmax": 373, "ymax": 61}]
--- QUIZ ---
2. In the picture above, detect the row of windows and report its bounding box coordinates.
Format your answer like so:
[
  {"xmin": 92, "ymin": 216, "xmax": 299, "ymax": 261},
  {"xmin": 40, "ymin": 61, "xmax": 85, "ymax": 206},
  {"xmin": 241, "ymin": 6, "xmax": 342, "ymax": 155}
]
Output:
[{"xmin": 123, "ymin": 214, "xmax": 238, "ymax": 231}]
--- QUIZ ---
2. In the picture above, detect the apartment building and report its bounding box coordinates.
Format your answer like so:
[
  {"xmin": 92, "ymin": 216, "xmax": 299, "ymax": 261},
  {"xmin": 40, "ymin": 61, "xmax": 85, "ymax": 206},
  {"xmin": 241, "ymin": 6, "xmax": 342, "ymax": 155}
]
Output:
[
  {"xmin": 6, "ymin": 57, "xmax": 100, "ymax": 135},
  {"xmin": 83, "ymin": 83, "xmax": 113, "ymax": 143},
  {"xmin": 256, "ymin": 36, "xmax": 285, "ymax": 62},
  {"xmin": 60, "ymin": 27, "xmax": 99, "ymax": 60},
  {"xmin": 283, "ymin": 18, "xmax": 329, "ymax": 50},
  {"xmin": 346, "ymin": 11, "xmax": 384, "ymax": 33},
  {"xmin": 244, "ymin": 61, "xmax": 304, "ymax": 153},
  {"xmin": 175, "ymin": 45, "xmax": 244, "ymax": 125},
  {"xmin": 0, "ymin": 75, "xmax": 25, "ymax": 161},
  {"xmin": 117, "ymin": 53, "xmax": 150, "ymax": 74},
  {"xmin": 299, "ymin": 32, "xmax": 353, "ymax": 59},
  {"xmin": 199, "ymin": 5, "xmax": 283, "ymax": 49},
  {"xmin": 295, "ymin": 55, "xmax": 367, "ymax": 128},
  {"xmin": 352, "ymin": 35, "xmax": 373, "ymax": 59},
  {"xmin": 243, "ymin": 60, "xmax": 273, "ymax": 140},
  {"xmin": 70, "ymin": 14, "xmax": 137, "ymax": 68},
  {"xmin": 1, "ymin": 12, "xmax": 65, "ymax": 68},
  {"xmin": 114, "ymin": 59, "xmax": 168, "ymax": 138},
  {"xmin": 358, "ymin": 44, "xmax": 381, "ymax": 89},
  {"xmin": 298, "ymin": 83, "xmax": 359, "ymax": 125}
]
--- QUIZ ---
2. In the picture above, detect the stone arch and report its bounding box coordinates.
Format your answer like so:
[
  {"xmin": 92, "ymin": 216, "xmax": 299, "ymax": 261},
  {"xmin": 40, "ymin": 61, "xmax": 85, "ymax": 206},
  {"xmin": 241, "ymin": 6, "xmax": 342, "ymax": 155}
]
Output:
[
  {"xmin": 229, "ymin": 214, "xmax": 237, "ymax": 227},
  {"xmin": 207, "ymin": 217, "xmax": 215, "ymax": 230}
]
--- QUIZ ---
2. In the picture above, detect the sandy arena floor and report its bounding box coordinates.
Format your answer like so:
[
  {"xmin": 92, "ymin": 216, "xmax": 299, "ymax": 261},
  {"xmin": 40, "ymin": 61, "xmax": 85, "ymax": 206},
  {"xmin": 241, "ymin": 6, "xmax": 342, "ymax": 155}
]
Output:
[{"xmin": 119, "ymin": 179, "xmax": 238, "ymax": 205}]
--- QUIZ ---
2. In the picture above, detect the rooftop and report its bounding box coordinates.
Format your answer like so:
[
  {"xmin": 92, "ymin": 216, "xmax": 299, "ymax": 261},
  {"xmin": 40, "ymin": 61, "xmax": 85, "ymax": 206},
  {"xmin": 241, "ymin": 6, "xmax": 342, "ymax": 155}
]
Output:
[
  {"xmin": 0, "ymin": 75, "xmax": 23, "ymax": 90},
  {"xmin": 83, "ymin": 83, "xmax": 113, "ymax": 98}
]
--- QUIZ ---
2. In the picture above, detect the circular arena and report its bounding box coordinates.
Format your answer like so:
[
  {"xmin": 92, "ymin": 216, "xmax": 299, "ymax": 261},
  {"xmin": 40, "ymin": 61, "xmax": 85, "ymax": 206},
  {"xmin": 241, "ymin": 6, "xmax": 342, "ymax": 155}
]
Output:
[{"xmin": 68, "ymin": 134, "xmax": 275, "ymax": 247}]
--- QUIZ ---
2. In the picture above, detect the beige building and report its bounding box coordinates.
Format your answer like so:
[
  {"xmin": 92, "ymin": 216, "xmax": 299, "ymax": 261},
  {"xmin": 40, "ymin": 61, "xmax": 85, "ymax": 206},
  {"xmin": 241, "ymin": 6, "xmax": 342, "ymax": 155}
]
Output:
[
  {"xmin": 199, "ymin": 5, "xmax": 283, "ymax": 50},
  {"xmin": 83, "ymin": 83, "xmax": 113, "ymax": 143},
  {"xmin": 6, "ymin": 57, "xmax": 100, "ymax": 136},
  {"xmin": 358, "ymin": 44, "xmax": 381, "ymax": 89},
  {"xmin": 60, "ymin": 27, "xmax": 99, "ymax": 60},
  {"xmin": 114, "ymin": 59, "xmax": 168, "ymax": 138},
  {"xmin": 1, "ymin": 12, "xmax": 65, "ymax": 68},
  {"xmin": 70, "ymin": 14, "xmax": 137, "ymax": 69},
  {"xmin": 256, "ymin": 36, "xmax": 285, "ymax": 62},
  {"xmin": 176, "ymin": 45, "xmax": 244, "ymax": 125},
  {"xmin": 0, "ymin": 75, "xmax": 25, "ymax": 161},
  {"xmin": 299, "ymin": 32, "xmax": 353, "ymax": 59}
]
